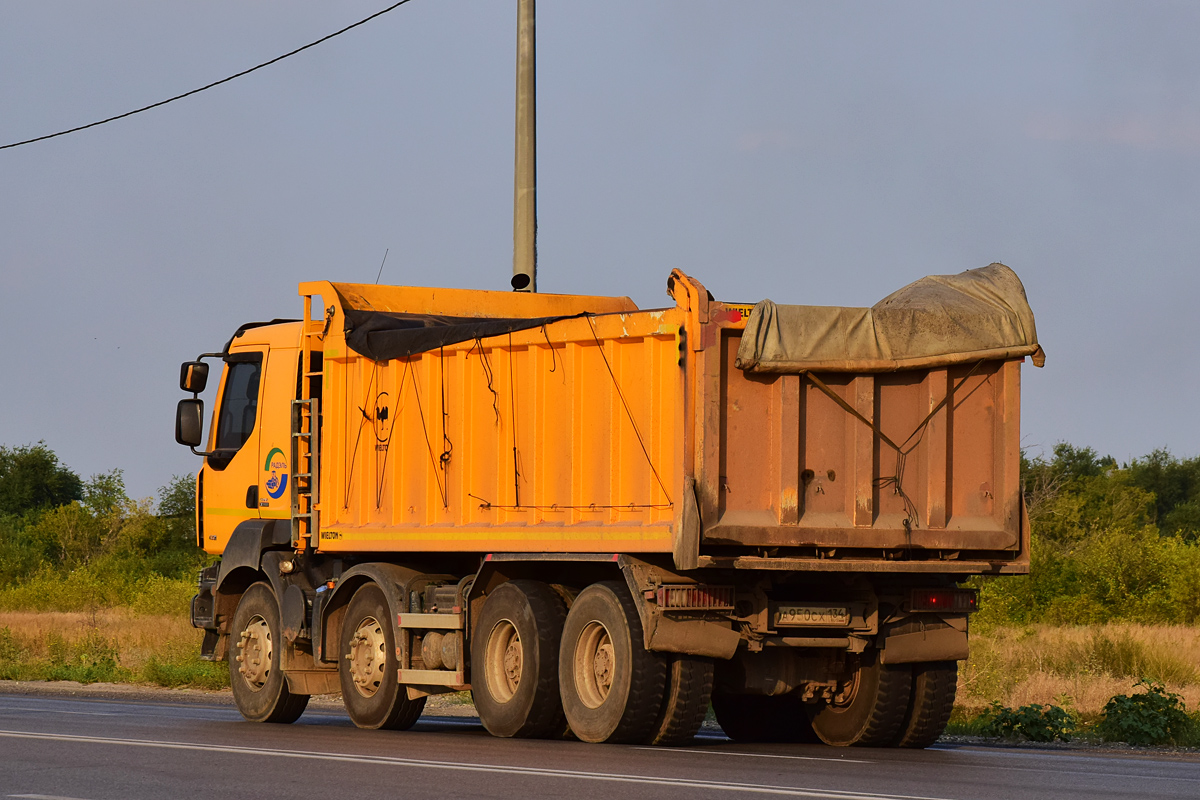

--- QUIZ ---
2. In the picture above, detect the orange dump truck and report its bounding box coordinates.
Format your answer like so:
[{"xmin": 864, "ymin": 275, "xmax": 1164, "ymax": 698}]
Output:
[{"xmin": 177, "ymin": 263, "xmax": 1042, "ymax": 747}]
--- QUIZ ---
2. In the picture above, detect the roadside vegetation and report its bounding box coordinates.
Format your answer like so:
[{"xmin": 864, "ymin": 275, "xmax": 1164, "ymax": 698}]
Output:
[
  {"xmin": 4, "ymin": 441, "xmax": 1200, "ymax": 742},
  {"xmin": 0, "ymin": 442, "xmax": 220, "ymax": 687}
]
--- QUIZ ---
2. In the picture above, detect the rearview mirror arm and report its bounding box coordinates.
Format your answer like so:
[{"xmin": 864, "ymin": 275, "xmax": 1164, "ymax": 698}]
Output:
[{"xmin": 182, "ymin": 352, "xmax": 226, "ymax": 457}]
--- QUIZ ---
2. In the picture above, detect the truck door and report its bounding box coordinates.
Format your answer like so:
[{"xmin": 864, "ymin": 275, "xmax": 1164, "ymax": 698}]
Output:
[
  {"xmin": 202, "ymin": 347, "xmax": 267, "ymax": 551},
  {"xmin": 255, "ymin": 348, "xmax": 299, "ymax": 525}
]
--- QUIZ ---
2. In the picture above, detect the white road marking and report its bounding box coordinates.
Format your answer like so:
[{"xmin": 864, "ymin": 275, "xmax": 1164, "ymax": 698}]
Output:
[
  {"xmin": 0, "ymin": 708, "xmax": 120, "ymax": 717},
  {"xmin": 634, "ymin": 746, "xmax": 872, "ymax": 764},
  {"xmin": 0, "ymin": 729, "xmax": 958, "ymax": 800},
  {"xmin": 11, "ymin": 794, "xmax": 95, "ymax": 800},
  {"xmin": 925, "ymin": 754, "xmax": 1200, "ymax": 784}
]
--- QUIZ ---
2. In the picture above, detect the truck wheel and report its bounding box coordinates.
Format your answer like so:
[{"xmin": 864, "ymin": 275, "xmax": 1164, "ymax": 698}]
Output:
[
  {"xmin": 559, "ymin": 580, "xmax": 665, "ymax": 744},
  {"xmin": 711, "ymin": 691, "xmax": 818, "ymax": 742},
  {"xmin": 230, "ymin": 582, "xmax": 308, "ymax": 724},
  {"xmin": 893, "ymin": 661, "xmax": 958, "ymax": 748},
  {"xmin": 806, "ymin": 651, "xmax": 911, "ymax": 747},
  {"xmin": 645, "ymin": 655, "xmax": 714, "ymax": 746},
  {"xmin": 471, "ymin": 580, "xmax": 568, "ymax": 738},
  {"xmin": 339, "ymin": 583, "xmax": 426, "ymax": 730}
]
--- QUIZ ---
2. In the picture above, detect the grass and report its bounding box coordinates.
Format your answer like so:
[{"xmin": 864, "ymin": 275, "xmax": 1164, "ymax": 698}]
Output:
[
  {"xmin": 4, "ymin": 608, "xmax": 1200, "ymax": 745},
  {"xmin": 960, "ymin": 624, "xmax": 1200, "ymax": 716},
  {"xmin": 0, "ymin": 610, "xmax": 226, "ymax": 689}
]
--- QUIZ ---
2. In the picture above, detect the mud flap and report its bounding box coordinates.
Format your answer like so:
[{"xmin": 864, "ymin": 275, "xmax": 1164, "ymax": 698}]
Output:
[
  {"xmin": 672, "ymin": 477, "xmax": 702, "ymax": 571},
  {"xmin": 645, "ymin": 615, "xmax": 741, "ymax": 660},
  {"xmin": 879, "ymin": 625, "xmax": 968, "ymax": 664}
]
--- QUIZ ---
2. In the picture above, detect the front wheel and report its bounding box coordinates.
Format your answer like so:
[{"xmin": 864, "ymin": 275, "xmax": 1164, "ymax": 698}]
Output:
[
  {"xmin": 339, "ymin": 583, "xmax": 426, "ymax": 730},
  {"xmin": 806, "ymin": 651, "xmax": 911, "ymax": 747},
  {"xmin": 229, "ymin": 582, "xmax": 308, "ymax": 724}
]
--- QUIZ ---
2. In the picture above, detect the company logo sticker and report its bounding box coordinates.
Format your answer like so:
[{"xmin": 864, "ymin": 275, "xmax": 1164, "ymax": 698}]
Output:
[{"xmin": 264, "ymin": 447, "xmax": 289, "ymax": 499}]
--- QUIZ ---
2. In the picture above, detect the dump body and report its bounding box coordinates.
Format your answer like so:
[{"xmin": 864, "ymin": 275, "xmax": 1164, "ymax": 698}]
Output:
[
  {"xmin": 699, "ymin": 330, "xmax": 1026, "ymax": 570},
  {"xmin": 197, "ymin": 271, "xmax": 1028, "ymax": 574},
  {"xmin": 311, "ymin": 294, "xmax": 684, "ymax": 555}
]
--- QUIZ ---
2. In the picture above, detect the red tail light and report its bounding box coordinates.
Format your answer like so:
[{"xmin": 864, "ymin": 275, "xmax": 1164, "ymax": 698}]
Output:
[
  {"xmin": 910, "ymin": 588, "xmax": 977, "ymax": 613},
  {"xmin": 656, "ymin": 585, "xmax": 735, "ymax": 611}
]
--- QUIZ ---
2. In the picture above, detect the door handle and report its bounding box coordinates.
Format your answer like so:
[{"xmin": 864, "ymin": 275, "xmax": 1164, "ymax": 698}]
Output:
[{"xmin": 245, "ymin": 485, "xmax": 259, "ymax": 509}]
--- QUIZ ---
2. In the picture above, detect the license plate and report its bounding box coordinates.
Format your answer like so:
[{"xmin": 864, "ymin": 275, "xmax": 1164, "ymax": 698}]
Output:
[{"xmin": 773, "ymin": 604, "xmax": 851, "ymax": 627}]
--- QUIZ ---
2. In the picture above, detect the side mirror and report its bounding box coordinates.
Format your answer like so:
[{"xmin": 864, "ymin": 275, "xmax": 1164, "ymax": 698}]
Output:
[
  {"xmin": 175, "ymin": 398, "xmax": 205, "ymax": 448},
  {"xmin": 180, "ymin": 361, "xmax": 209, "ymax": 393}
]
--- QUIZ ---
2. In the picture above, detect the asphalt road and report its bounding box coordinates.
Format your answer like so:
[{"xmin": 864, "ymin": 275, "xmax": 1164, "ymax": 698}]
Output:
[{"xmin": 1, "ymin": 692, "xmax": 1197, "ymax": 800}]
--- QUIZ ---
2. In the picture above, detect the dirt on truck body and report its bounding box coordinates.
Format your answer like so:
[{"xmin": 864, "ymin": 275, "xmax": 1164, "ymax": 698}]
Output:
[{"xmin": 178, "ymin": 264, "xmax": 1042, "ymax": 747}]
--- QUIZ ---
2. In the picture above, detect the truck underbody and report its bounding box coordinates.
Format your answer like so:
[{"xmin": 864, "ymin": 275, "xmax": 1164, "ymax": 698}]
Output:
[{"xmin": 191, "ymin": 518, "xmax": 977, "ymax": 747}]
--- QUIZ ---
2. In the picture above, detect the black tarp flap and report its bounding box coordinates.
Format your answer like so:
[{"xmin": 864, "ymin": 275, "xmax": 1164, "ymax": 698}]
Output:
[{"xmin": 342, "ymin": 308, "xmax": 587, "ymax": 361}]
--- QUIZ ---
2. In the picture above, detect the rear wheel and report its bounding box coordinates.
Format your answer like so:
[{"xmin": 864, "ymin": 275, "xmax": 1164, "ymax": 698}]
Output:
[
  {"xmin": 339, "ymin": 583, "xmax": 426, "ymax": 730},
  {"xmin": 646, "ymin": 655, "xmax": 714, "ymax": 746},
  {"xmin": 806, "ymin": 651, "xmax": 911, "ymax": 747},
  {"xmin": 230, "ymin": 582, "xmax": 308, "ymax": 724},
  {"xmin": 472, "ymin": 580, "xmax": 568, "ymax": 738},
  {"xmin": 712, "ymin": 691, "xmax": 818, "ymax": 743},
  {"xmin": 893, "ymin": 661, "xmax": 958, "ymax": 748},
  {"xmin": 559, "ymin": 581, "xmax": 665, "ymax": 744}
]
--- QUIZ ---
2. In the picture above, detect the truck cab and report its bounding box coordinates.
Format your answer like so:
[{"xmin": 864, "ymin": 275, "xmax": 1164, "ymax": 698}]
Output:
[{"xmin": 184, "ymin": 322, "xmax": 301, "ymax": 553}]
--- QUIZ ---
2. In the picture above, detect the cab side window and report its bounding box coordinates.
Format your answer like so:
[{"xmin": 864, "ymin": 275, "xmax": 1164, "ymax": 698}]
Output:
[{"xmin": 215, "ymin": 358, "xmax": 262, "ymax": 451}]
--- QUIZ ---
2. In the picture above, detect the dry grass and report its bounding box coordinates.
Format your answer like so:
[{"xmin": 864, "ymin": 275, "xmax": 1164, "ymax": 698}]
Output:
[
  {"xmin": 0, "ymin": 610, "xmax": 202, "ymax": 670},
  {"xmin": 4, "ymin": 613, "xmax": 1200, "ymax": 714},
  {"xmin": 961, "ymin": 624, "xmax": 1200, "ymax": 714},
  {"xmin": 0, "ymin": 610, "xmax": 224, "ymax": 687}
]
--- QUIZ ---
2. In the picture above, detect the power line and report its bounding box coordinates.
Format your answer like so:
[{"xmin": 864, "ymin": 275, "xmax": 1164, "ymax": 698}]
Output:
[{"xmin": 0, "ymin": 0, "xmax": 416, "ymax": 151}]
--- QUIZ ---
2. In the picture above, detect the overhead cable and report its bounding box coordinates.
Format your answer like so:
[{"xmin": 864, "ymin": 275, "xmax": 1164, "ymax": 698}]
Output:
[{"xmin": 0, "ymin": 0, "xmax": 416, "ymax": 151}]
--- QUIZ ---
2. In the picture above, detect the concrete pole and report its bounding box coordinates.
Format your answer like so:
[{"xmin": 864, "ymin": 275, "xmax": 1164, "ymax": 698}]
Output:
[{"xmin": 511, "ymin": 0, "xmax": 536, "ymax": 292}]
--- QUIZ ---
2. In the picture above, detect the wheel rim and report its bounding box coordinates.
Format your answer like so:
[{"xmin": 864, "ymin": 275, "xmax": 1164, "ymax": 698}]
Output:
[
  {"xmin": 573, "ymin": 620, "xmax": 615, "ymax": 709},
  {"xmin": 235, "ymin": 615, "xmax": 272, "ymax": 691},
  {"xmin": 484, "ymin": 619, "xmax": 523, "ymax": 703},
  {"xmin": 829, "ymin": 659, "xmax": 863, "ymax": 711},
  {"xmin": 347, "ymin": 615, "xmax": 387, "ymax": 698}
]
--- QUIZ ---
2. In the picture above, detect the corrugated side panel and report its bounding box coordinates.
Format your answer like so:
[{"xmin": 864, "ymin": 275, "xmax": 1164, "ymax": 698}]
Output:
[
  {"xmin": 702, "ymin": 329, "xmax": 1023, "ymax": 557},
  {"xmin": 317, "ymin": 309, "xmax": 685, "ymax": 553}
]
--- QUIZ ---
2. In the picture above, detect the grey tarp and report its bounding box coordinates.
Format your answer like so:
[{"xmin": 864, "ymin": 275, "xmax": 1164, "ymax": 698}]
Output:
[{"xmin": 735, "ymin": 262, "xmax": 1045, "ymax": 373}]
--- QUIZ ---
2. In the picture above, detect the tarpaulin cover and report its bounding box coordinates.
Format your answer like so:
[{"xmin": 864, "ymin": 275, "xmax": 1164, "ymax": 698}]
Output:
[
  {"xmin": 342, "ymin": 308, "xmax": 584, "ymax": 361},
  {"xmin": 735, "ymin": 262, "xmax": 1044, "ymax": 374}
]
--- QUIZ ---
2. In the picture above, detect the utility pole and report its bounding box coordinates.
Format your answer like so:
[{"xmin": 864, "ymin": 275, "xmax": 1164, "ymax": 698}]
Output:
[{"xmin": 511, "ymin": 0, "xmax": 536, "ymax": 292}]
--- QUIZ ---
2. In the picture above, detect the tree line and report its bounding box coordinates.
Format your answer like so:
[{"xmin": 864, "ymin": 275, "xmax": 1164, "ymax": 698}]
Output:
[
  {"xmin": 4, "ymin": 440, "xmax": 1200, "ymax": 624},
  {"xmin": 0, "ymin": 442, "xmax": 200, "ymax": 590},
  {"xmin": 977, "ymin": 443, "xmax": 1200, "ymax": 625}
]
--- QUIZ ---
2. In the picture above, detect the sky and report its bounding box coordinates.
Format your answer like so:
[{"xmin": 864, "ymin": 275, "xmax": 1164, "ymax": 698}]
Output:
[{"xmin": 2, "ymin": 1, "xmax": 1198, "ymax": 501}]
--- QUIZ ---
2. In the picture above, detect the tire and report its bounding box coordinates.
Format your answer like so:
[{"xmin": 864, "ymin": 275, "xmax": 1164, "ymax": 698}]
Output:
[
  {"xmin": 471, "ymin": 580, "xmax": 568, "ymax": 738},
  {"xmin": 646, "ymin": 655, "xmax": 714, "ymax": 746},
  {"xmin": 339, "ymin": 583, "xmax": 426, "ymax": 730},
  {"xmin": 806, "ymin": 650, "xmax": 911, "ymax": 747},
  {"xmin": 893, "ymin": 661, "xmax": 958, "ymax": 748},
  {"xmin": 229, "ymin": 582, "xmax": 308, "ymax": 724},
  {"xmin": 559, "ymin": 580, "xmax": 666, "ymax": 744},
  {"xmin": 711, "ymin": 691, "xmax": 818, "ymax": 743}
]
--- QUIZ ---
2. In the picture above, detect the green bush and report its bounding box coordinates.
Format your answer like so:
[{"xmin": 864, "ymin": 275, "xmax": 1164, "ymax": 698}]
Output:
[
  {"xmin": 1097, "ymin": 681, "xmax": 1192, "ymax": 746},
  {"xmin": 981, "ymin": 702, "xmax": 1076, "ymax": 742},
  {"xmin": 42, "ymin": 629, "xmax": 129, "ymax": 684},
  {"xmin": 0, "ymin": 626, "xmax": 22, "ymax": 663},
  {"xmin": 141, "ymin": 655, "xmax": 228, "ymax": 690}
]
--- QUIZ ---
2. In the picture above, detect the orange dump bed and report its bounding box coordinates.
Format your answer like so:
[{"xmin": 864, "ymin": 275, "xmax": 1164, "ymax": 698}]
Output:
[{"xmin": 300, "ymin": 271, "xmax": 1028, "ymax": 575}]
